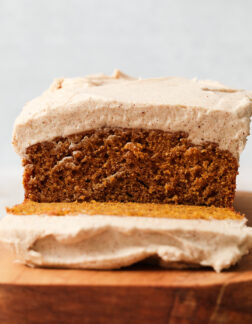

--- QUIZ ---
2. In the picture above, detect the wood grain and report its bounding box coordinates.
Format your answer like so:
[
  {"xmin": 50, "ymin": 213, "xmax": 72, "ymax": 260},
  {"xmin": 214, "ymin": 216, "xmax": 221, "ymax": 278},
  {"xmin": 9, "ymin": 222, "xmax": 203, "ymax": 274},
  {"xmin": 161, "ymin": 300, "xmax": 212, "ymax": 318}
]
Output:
[{"xmin": 0, "ymin": 191, "xmax": 252, "ymax": 324}]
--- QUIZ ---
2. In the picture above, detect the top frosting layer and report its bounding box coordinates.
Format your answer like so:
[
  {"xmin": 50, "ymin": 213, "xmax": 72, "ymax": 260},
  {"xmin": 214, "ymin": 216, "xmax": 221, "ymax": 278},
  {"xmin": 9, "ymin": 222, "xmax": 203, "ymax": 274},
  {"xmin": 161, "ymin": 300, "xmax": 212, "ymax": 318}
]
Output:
[{"xmin": 13, "ymin": 70, "xmax": 252, "ymax": 158}]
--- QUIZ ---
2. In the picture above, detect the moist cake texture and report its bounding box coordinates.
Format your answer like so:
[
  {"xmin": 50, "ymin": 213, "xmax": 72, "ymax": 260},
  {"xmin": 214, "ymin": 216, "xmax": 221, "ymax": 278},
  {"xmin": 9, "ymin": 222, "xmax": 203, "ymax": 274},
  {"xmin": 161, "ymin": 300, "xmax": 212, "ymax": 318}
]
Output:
[
  {"xmin": 7, "ymin": 200, "xmax": 244, "ymax": 220},
  {"xmin": 2, "ymin": 71, "xmax": 252, "ymax": 273},
  {"xmin": 13, "ymin": 70, "xmax": 252, "ymax": 207},
  {"xmin": 23, "ymin": 128, "xmax": 238, "ymax": 207}
]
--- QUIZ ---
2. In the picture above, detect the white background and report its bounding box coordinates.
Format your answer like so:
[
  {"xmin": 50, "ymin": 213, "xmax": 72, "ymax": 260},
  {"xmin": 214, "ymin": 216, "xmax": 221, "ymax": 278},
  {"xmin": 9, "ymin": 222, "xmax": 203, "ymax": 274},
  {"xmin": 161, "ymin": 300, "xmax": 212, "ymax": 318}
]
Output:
[{"xmin": 0, "ymin": 1, "xmax": 252, "ymax": 174}]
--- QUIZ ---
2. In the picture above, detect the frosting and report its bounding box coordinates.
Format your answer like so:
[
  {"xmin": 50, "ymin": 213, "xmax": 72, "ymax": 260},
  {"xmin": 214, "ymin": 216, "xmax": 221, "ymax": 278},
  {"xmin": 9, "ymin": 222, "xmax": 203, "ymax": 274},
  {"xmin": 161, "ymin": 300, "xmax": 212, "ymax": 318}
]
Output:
[
  {"xmin": 13, "ymin": 70, "xmax": 252, "ymax": 159},
  {"xmin": 1, "ymin": 214, "xmax": 251, "ymax": 272}
]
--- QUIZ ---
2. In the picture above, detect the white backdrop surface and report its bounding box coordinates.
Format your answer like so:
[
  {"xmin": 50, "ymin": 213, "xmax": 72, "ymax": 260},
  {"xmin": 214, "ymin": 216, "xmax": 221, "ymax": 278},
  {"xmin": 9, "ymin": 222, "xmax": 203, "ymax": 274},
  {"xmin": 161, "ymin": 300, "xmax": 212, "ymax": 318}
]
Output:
[{"xmin": 1, "ymin": 0, "xmax": 252, "ymax": 169}]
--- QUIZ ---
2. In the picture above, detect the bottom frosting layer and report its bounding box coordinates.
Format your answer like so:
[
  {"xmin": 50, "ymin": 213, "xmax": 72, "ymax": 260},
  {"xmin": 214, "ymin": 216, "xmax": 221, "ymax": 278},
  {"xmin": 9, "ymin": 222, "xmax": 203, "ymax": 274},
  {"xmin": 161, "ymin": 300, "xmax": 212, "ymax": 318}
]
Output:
[{"xmin": 0, "ymin": 214, "xmax": 252, "ymax": 272}]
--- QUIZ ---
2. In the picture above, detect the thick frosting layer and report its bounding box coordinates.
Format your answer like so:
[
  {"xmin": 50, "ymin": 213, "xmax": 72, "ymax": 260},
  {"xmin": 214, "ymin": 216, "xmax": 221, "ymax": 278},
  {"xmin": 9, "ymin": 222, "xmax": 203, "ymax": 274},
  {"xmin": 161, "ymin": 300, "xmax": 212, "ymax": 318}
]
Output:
[
  {"xmin": 1, "ymin": 214, "xmax": 251, "ymax": 272},
  {"xmin": 13, "ymin": 70, "xmax": 252, "ymax": 159}
]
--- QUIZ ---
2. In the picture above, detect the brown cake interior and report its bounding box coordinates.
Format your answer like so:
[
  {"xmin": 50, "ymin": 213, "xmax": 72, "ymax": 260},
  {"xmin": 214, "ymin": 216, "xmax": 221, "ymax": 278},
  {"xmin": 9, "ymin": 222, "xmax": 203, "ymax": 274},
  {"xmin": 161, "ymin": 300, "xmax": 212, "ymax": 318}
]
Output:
[
  {"xmin": 7, "ymin": 200, "xmax": 244, "ymax": 220},
  {"xmin": 7, "ymin": 200, "xmax": 243, "ymax": 220},
  {"xmin": 23, "ymin": 128, "xmax": 238, "ymax": 207}
]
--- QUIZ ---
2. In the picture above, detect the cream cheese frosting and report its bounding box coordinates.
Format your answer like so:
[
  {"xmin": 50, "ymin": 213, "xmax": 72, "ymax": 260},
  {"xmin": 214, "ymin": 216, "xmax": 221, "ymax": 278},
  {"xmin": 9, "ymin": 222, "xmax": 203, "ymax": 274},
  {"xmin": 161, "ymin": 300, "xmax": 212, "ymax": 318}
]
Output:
[
  {"xmin": 13, "ymin": 70, "xmax": 252, "ymax": 159},
  {"xmin": 1, "ymin": 214, "xmax": 252, "ymax": 272}
]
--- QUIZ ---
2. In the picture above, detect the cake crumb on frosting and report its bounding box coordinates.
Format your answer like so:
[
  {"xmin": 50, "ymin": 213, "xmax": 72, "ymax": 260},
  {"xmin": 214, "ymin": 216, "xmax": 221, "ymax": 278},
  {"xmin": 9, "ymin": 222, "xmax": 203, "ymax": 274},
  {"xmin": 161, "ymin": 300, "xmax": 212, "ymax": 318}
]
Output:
[{"xmin": 7, "ymin": 199, "xmax": 244, "ymax": 220}]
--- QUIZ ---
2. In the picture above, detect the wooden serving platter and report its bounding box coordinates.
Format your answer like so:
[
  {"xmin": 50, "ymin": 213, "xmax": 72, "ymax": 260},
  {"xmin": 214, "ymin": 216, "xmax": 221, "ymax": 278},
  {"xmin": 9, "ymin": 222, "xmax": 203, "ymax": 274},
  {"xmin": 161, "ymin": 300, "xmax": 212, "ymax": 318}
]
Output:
[{"xmin": 0, "ymin": 191, "xmax": 252, "ymax": 324}]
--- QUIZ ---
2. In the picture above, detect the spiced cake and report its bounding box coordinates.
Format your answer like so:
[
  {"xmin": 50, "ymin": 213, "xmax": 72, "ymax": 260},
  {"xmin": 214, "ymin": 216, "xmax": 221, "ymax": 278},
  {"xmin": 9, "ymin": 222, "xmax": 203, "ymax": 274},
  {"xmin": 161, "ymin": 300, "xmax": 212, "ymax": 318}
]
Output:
[
  {"xmin": 1, "ymin": 70, "xmax": 252, "ymax": 272},
  {"xmin": 1, "ymin": 200, "xmax": 251, "ymax": 272},
  {"xmin": 12, "ymin": 70, "xmax": 252, "ymax": 207}
]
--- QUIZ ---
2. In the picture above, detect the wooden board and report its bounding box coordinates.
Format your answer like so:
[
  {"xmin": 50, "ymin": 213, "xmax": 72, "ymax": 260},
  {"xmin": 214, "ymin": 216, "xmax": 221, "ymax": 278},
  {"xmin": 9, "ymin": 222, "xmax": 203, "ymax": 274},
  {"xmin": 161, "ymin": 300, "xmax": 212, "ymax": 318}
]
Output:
[{"xmin": 0, "ymin": 191, "xmax": 252, "ymax": 324}]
